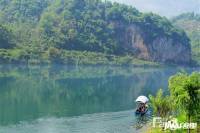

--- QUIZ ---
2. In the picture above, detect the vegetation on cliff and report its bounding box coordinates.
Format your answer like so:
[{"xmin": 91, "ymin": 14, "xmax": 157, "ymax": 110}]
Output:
[
  {"xmin": 0, "ymin": 0, "xmax": 190, "ymax": 65},
  {"xmin": 172, "ymin": 13, "xmax": 200, "ymax": 64}
]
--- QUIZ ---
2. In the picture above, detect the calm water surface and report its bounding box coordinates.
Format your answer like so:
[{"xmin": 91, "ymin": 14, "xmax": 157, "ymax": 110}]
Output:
[{"xmin": 0, "ymin": 65, "xmax": 199, "ymax": 133}]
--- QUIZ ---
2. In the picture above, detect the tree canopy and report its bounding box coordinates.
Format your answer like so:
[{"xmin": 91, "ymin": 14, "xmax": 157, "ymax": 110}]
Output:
[
  {"xmin": 0, "ymin": 0, "xmax": 191, "ymax": 64},
  {"xmin": 169, "ymin": 72, "xmax": 200, "ymax": 122}
]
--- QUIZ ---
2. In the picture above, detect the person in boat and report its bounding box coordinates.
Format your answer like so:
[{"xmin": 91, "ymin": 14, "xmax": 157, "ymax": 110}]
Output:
[
  {"xmin": 135, "ymin": 96, "xmax": 149, "ymax": 115},
  {"xmin": 141, "ymin": 104, "xmax": 145, "ymax": 112},
  {"xmin": 136, "ymin": 103, "xmax": 145, "ymax": 112}
]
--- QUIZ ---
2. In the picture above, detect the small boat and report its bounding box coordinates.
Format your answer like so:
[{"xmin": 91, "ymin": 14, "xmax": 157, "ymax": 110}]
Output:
[{"xmin": 135, "ymin": 96, "xmax": 149, "ymax": 116}]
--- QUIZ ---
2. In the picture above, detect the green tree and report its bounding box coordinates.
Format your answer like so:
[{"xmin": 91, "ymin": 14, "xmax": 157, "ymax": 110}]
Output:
[{"xmin": 169, "ymin": 72, "xmax": 200, "ymax": 129}]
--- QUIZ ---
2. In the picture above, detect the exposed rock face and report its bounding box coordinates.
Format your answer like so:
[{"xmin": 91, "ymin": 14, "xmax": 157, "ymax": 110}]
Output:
[{"xmin": 123, "ymin": 24, "xmax": 192, "ymax": 64}]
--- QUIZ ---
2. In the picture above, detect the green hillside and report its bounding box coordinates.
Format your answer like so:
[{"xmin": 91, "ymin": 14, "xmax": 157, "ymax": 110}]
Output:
[
  {"xmin": 172, "ymin": 12, "xmax": 200, "ymax": 64},
  {"xmin": 0, "ymin": 0, "xmax": 190, "ymax": 65}
]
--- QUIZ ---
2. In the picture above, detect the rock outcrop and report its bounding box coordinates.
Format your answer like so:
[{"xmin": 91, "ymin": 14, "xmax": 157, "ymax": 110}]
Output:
[{"xmin": 122, "ymin": 24, "xmax": 192, "ymax": 64}]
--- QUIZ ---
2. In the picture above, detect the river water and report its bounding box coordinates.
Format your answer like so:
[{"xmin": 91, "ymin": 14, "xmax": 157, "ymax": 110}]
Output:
[{"xmin": 0, "ymin": 65, "xmax": 199, "ymax": 133}]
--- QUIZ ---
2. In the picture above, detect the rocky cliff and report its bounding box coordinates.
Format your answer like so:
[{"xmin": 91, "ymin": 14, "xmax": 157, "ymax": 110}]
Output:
[
  {"xmin": 172, "ymin": 13, "xmax": 200, "ymax": 64},
  {"xmin": 121, "ymin": 24, "xmax": 192, "ymax": 64},
  {"xmin": 0, "ymin": 0, "xmax": 193, "ymax": 65}
]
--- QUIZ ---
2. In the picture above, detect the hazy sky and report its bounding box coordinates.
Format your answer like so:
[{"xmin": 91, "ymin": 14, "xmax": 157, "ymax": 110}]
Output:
[{"xmin": 109, "ymin": 0, "xmax": 200, "ymax": 18}]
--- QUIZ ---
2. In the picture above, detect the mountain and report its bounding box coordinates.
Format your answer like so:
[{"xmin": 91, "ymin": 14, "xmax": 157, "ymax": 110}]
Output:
[
  {"xmin": 172, "ymin": 12, "xmax": 200, "ymax": 64},
  {"xmin": 0, "ymin": 0, "xmax": 191, "ymax": 65}
]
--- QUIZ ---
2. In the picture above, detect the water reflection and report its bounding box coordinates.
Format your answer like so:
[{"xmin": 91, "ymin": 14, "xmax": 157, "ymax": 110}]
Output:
[{"xmin": 0, "ymin": 65, "xmax": 199, "ymax": 126}]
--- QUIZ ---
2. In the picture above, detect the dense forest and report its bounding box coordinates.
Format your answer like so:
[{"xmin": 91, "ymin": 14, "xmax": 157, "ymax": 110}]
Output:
[
  {"xmin": 0, "ymin": 0, "xmax": 191, "ymax": 65},
  {"xmin": 172, "ymin": 12, "xmax": 200, "ymax": 64}
]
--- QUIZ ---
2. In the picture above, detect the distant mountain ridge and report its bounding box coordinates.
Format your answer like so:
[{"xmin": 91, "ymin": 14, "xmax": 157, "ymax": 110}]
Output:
[
  {"xmin": 0, "ymin": 0, "xmax": 192, "ymax": 65},
  {"xmin": 172, "ymin": 12, "xmax": 200, "ymax": 64}
]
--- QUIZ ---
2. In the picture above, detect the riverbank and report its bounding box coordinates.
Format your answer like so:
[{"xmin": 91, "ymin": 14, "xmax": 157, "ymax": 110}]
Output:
[
  {"xmin": 0, "ymin": 48, "xmax": 160, "ymax": 67},
  {"xmin": 145, "ymin": 71, "xmax": 200, "ymax": 133},
  {"xmin": 1, "ymin": 48, "xmax": 199, "ymax": 67}
]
